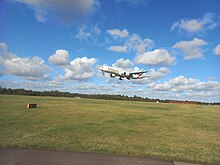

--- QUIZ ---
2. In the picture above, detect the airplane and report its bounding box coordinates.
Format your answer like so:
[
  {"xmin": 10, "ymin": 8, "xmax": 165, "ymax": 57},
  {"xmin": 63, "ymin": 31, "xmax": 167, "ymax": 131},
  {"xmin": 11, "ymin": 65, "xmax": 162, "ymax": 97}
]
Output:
[{"xmin": 100, "ymin": 66, "xmax": 149, "ymax": 80}]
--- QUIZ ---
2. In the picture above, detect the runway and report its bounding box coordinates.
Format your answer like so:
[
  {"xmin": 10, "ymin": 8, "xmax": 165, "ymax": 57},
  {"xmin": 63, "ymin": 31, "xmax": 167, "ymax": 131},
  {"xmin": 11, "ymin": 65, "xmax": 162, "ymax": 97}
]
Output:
[{"xmin": 0, "ymin": 148, "xmax": 201, "ymax": 165}]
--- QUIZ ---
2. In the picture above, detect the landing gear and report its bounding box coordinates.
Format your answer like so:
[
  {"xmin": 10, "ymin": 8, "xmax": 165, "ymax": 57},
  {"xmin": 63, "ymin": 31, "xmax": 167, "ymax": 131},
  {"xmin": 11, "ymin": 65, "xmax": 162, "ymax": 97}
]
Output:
[{"xmin": 119, "ymin": 77, "xmax": 122, "ymax": 80}]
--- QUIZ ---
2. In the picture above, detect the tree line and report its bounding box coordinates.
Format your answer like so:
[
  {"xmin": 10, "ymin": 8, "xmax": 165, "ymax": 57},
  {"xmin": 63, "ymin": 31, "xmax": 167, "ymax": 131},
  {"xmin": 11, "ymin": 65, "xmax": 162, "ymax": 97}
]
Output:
[{"xmin": 0, "ymin": 87, "xmax": 219, "ymax": 105}]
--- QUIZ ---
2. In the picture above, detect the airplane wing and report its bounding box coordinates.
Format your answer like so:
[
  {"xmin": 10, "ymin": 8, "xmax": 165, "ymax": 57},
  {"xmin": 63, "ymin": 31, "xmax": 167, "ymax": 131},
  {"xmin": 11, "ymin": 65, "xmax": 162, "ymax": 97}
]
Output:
[{"xmin": 129, "ymin": 70, "xmax": 147, "ymax": 75}]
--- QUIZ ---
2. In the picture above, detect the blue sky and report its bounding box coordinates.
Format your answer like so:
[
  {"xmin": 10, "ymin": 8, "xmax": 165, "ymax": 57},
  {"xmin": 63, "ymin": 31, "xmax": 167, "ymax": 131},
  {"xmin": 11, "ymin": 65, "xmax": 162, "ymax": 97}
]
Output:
[{"xmin": 0, "ymin": 0, "xmax": 220, "ymax": 102}]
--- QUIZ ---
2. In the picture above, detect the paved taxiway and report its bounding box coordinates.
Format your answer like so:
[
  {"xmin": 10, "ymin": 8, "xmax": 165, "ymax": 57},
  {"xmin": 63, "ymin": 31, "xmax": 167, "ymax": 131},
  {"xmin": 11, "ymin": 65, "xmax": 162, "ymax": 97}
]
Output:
[{"xmin": 0, "ymin": 148, "xmax": 202, "ymax": 165}]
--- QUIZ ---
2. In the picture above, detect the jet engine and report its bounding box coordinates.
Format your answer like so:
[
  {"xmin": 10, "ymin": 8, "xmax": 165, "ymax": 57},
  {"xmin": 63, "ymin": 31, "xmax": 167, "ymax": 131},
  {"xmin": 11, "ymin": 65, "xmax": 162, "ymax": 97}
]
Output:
[
  {"xmin": 120, "ymin": 71, "xmax": 129, "ymax": 76},
  {"xmin": 110, "ymin": 74, "xmax": 116, "ymax": 77}
]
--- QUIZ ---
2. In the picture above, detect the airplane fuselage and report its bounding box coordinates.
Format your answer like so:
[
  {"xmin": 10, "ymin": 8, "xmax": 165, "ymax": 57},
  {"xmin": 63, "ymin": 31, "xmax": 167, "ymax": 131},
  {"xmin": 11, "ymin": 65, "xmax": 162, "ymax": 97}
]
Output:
[
  {"xmin": 101, "ymin": 66, "xmax": 120, "ymax": 75},
  {"xmin": 100, "ymin": 66, "xmax": 147, "ymax": 80}
]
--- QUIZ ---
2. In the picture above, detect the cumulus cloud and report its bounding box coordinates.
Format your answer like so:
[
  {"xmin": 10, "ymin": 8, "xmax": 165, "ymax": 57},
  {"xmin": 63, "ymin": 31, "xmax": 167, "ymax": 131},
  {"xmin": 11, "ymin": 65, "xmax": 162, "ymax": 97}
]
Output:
[
  {"xmin": 171, "ymin": 13, "xmax": 219, "ymax": 33},
  {"xmin": 0, "ymin": 42, "xmax": 51, "ymax": 80},
  {"xmin": 45, "ymin": 47, "xmax": 98, "ymax": 81},
  {"xmin": 149, "ymin": 67, "xmax": 170, "ymax": 80},
  {"xmin": 150, "ymin": 75, "xmax": 220, "ymax": 101},
  {"xmin": 126, "ymin": 34, "xmax": 153, "ymax": 54},
  {"xmin": 107, "ymin": 29, "xmax": 129, "ymax": 38},
  {"xmin": 130, "ymin": 67, "xmax": 170, "ymax": 85},
  {"xmin": 59, "ymin": 57, "xmax": 96, "ymax": 81},
  {"xmin": 49, "ymin": 49, "xmax": 70, "ymax": 66},
  {"xmin": 214, "ymin": 44, "xmax": 220, "ymax": 56},
  {"xmin": 10, "ymin": 0, "xmax": 100, "ymax": 24},
  {"xmin": 108, "ymin": 46, "xmax": 128, "ymax": 53},
  {"xmin": 152, "ymin": 75, "xmax": 217, "ymax": 92},
  {"xmin": 173, "ymin": 38, "xmax": 208, "ymax": 60},
  {"xmin": 112, "ymin": 58, "xmax": 133, "ymax": 70},
  {"xmin": 107, "ymin": 31, "xmax": 153, "ymax": 54},
  {"xmin": 135, "ymin": 49, "xmax": 175, "ymax": 66}
]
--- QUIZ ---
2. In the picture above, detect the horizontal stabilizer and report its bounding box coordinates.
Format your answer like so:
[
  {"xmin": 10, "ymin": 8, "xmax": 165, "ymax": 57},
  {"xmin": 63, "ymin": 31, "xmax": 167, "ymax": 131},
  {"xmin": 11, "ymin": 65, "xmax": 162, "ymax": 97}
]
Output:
[{"xmin": 129, "ymin": 70, "xmax": 147, "ymax": 75}]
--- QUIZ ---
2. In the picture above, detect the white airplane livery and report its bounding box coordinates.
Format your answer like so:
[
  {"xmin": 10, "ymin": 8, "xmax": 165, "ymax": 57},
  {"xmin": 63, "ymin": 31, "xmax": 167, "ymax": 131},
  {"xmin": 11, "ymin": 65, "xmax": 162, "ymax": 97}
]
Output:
[{"xmin": 100, "ymin": 66, "xmax": 148, "ymax": 80}]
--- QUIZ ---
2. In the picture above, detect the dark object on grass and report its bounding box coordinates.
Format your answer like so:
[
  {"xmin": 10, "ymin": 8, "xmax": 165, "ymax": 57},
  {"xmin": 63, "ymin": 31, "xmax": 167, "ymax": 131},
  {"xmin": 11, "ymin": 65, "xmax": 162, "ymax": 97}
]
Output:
[{"xmin": 27, "ymin": 104, "xmax": 37, "ymax": 109}]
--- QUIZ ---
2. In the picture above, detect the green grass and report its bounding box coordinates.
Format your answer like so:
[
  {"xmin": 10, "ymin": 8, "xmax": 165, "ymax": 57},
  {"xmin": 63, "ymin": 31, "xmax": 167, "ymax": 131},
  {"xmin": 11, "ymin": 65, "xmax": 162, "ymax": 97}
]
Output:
[{"xmin": 0, "ymin": 94, "xmax": 220, "ymax": 164}]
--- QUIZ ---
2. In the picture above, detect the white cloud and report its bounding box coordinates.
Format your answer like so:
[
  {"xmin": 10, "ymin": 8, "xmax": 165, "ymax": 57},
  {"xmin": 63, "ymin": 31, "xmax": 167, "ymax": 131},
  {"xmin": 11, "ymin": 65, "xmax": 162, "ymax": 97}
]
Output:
[
  {"xmin": 149, "ymin": 67, "xmax": 170, "ymax": 80},
  {"xmin": 171, "ymin": 13, "xmax": 218, "ymax": 33},
  {"xmin": 112, "ymin": 58, "xmax": 133, "ymax": 70},
  {"xmin": 75, "ymin": 24, "xmax": 101, "ymax": 44},
  {"xmin": 73, "ymin": 83, "xmax": 98, "ymax": 91},
  {"xmin": 0, "ymin": 42, "xmax": 51, "ymax": 80},
  {"xmin": 151, "ymin": 75, "xmax": 219, "ymax": 92},
  {"xmin": 11, "ymin": 0, "xmax": 100, "ymax": 24},
  {"xmin": 59, "ymin": 57, "xmax": 96, "ymax": 81},
  {"xmin": 125, "ymin": 34, "xmax": 153, "ymax": 54},
  {"xmin": 0, "ymin": 79, "xmax": 64, "ymax": 91},
  {"xmin": 172, "ymin": 19, "xmax": 203, "ymax": 33},
  {"xmin": 173, "ymin": 38, "xmax": 208, "ymax": 60},
  {"xmin": 0, "ymin": 43, "xmax": 97, "ymax": 82},
  {"xmin": 130, "ymin": 67, "xmax": 170, "ymax": 85},
  {"xmin": 76, "ymin": 26, "xmax": 92, "ymax": 41},
  {"xmin": 107, "ymin": 31, "xmax": 153, "ymax": 54},
  {"xmin": 150, "ymin": 75, "xmax": 220, "ymax": 102},
  {"xmin": 214, "ymin": 44, "xmax": 220, "ymax": 56},
  {"xmin": 49, "ymin": 49, "xmax": 70, "ymax": 66},
  {"xmin": 135, "ymin": 49, "xmax": 175, "ymax": 66},
  {"xmin": 107, "ymin": 29, "xmax": 129, "ymax": 38},
  {"xmin": 108, "ymin": 46, "xmax": 128, "ymax": 53}
]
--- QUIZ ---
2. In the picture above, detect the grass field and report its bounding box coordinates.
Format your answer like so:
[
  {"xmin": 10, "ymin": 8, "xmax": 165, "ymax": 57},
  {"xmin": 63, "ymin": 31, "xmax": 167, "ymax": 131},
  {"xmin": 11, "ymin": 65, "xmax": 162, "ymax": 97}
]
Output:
[{"xmin": 0, "ymin": 94, "xmax": 219, "ymax": 164}]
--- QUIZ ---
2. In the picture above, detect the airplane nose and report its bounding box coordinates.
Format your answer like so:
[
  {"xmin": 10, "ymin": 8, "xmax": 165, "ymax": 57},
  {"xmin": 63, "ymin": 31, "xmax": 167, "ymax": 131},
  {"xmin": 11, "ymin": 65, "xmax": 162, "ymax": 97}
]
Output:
[{"xmin": 100, "ymin": 66, "xmax": 107, "ymax": 70}]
